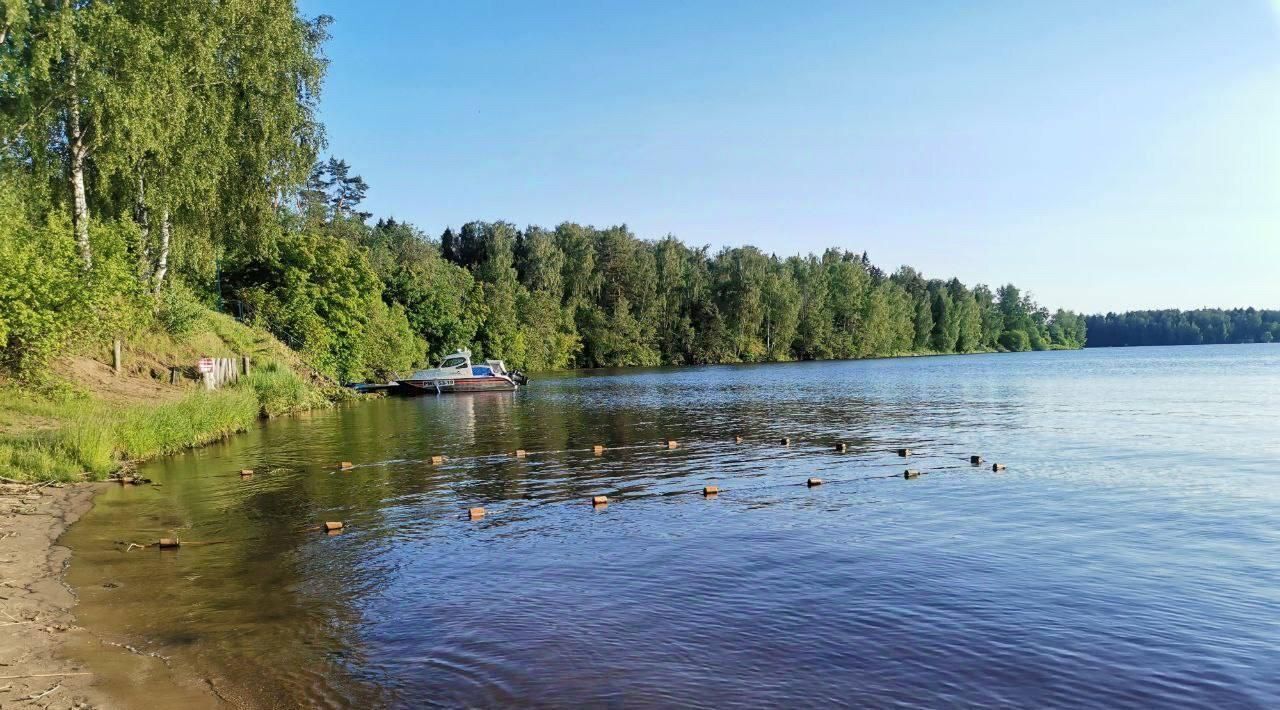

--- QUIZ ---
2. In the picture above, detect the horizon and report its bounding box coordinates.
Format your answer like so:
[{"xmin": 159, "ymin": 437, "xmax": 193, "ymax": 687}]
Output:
[{"xmin": 300, "ymin": 1, "xmax": 1280, "ymax": 314}]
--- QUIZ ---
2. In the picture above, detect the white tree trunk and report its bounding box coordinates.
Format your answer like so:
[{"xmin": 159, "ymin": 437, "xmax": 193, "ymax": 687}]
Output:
[
  {"xmin": 66, "ymin": 71, "xmax": 91, "ymax": 269},
  {"xmin": 136, "ymin": 174, "xmax": 152, "ymax": 280},
  {"xmin": 153, "ymin": 210, "xmax": 171, "ymax": 293}
]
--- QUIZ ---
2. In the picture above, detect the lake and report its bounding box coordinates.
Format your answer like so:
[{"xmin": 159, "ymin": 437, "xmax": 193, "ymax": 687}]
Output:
[{"xmin": 63, "ymin": 345, "xmax": 1280, "ymax": 708}]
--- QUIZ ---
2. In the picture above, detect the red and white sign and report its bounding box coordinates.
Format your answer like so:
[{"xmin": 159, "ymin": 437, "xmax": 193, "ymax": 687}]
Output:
[{"xmin": 197, "ymin": 357, "xmax": 214, "ymax": 374}]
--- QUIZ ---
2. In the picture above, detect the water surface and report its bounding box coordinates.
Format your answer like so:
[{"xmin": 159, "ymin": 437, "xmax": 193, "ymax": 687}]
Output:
[{"xmin": 65, "ymin": 346, "xmax": 1280, "ymax": 707}]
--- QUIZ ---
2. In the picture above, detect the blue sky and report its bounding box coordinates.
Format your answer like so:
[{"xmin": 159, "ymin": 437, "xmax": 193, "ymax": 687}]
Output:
[{"xmin": 299, "ymin": 1, "xmax": 1280, "ymax": 313}]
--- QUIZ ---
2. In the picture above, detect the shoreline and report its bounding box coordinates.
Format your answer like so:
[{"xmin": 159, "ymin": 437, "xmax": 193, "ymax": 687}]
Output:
[
  {"xmin": 0, "ymin": 482, "xmax": 222, "ymax": 709},
  {"xmin": 0, "ymin": 481, "xmax": 105, "ymax": 708}
]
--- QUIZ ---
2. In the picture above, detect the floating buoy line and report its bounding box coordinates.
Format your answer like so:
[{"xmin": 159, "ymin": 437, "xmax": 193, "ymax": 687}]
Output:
[{"xmin": 126, "ymin": 437, "xmax": 1009, "ymax": 548}]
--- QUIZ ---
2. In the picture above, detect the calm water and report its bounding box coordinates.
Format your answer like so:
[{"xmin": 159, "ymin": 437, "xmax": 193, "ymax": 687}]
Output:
[{"xmin": 64, "ymin": 346, "xmax": 1280, "ymax": 708}]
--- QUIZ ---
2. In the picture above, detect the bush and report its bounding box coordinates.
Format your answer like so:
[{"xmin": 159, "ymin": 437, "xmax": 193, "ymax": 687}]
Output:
[
  {"xmin": 0, "ymin": 187, "xmax": 88, "ymax": 377},
  {"xmin": 0, "ymin": 179, "xmax": 150, "ymax": 380},
  {"xmin": 999, "ymin": 329, "xmax": 1030, "ymax": 352},
  {"xmin": 155, "ymin": 284, "xmax": 207, "ymax": 337}
]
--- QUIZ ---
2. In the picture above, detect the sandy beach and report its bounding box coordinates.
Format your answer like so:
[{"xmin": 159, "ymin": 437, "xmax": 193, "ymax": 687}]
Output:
[
  {"xmin": 0, "ymin": 482, "xmax": 224, "ymax": 709},
  {"xmin": 0, "ymin": 482, "xmax": 104, "ymax": 708}
]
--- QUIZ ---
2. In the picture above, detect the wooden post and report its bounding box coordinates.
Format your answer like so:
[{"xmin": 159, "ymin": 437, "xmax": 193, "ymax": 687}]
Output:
[
  {"xmin": 242, "ymin": 355, "xmax": 251, "ymax": 376},
  {"xmin": 112, "ymin": 339, "xmax": 122, "ymax": 375}
]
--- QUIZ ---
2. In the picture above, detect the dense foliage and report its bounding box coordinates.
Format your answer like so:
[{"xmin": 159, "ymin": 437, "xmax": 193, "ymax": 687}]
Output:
[
  {"xmin": 1084, "ymin": 310, "xmax": 1280, "ymax": 347},
  {"xmin": 0, "ymin": 0, "xmax": 1085, "ymax": 387}
]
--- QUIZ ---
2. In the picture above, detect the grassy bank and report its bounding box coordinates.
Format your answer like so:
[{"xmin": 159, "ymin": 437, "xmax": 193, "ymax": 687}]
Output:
[{"xmin": 0, "ymin": 309, "xmax": 352, "ymax": 483}]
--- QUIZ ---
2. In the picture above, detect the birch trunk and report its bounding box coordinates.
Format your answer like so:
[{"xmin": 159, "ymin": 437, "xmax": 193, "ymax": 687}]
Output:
[
  {"xmin": 136, "ymin": 174, "xmax": 152, "ymax": 281},
  {"xmin": 153, "ymin": 210, "xmax": 171, "ymax": 293},
  {"xmin": 66, "ymin": 70, "xmax": 92, "ymax": 269}
]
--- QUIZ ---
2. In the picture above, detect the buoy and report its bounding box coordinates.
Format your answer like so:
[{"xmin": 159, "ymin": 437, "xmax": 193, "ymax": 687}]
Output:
[
  {"xmin": 591, "ymin": 495, "xmax": 609, "ymax": 506},
  {"xmin": 734, "ymin": 435, "xmax": 744, "ymax": 444},
  {"xmin": 338, "ymin": 461, "xmax": 353, "ymax": 470},
  {"xmin": 430, "ymin": 455, "xmax": 446, "ymax": 465},
  {"xmin": 157, "ymin": 538, "xmax": 180, "ymax": 548},
  {"xmin": 513, "ymin": 449, "xmax": 527, "ymax": 458},
  {"xmin": 970, "ymin": 455, "xmax": 983, "ymax": 465},
  {"xmin": 834, "ymin": 443, "xmax": 847, "ymax": 453},
  {"xmin": 903, "ymin": 469, "xmax": 921, "ymax": 479},
  {"xmin": 468, "ymin": 507, "xmax": 486, "ymax": 520},
  {"xmin": 239, "ymin": 469, "xmax": 253, "ymax": 477},
  {"xmin": 703, "ymin": 485, "xmax": 719, "ymax": 496},
  {"xmin": 323, "ymin": 521, "xmax": 344, "ymax": 531},
  {"xmin": 992, "ymin": 463, "xmax": 1007, "ymax": 472},
  {"xmin": 780, "ymin": 437, "xmax": 791, "ymax": 446},
  {"xmin": 666, "ymin": 440, "xmax": 679, "ymax": 449},
  {"xmin": 898, "ymin": 448, "xmax": 911, "ymax": 457},
  {"xmin": 593, "ymin": 445, "xmax": 604, "ymax": 455},
  {"xmin": 807, "ymin": 477, "xmax": 823, "ymax": 487}
]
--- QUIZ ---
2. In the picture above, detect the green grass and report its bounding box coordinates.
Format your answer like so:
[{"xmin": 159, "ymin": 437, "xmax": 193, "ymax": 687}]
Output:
[
  {"xmin": 0, "ymin": 362, "xmax": 341, "ymax": 483},
  {"xmin": 244, "ymin": 361, "xmax": 332, "ymax": 418}
]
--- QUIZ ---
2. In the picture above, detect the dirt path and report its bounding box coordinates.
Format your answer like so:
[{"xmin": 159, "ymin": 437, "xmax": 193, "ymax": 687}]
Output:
[{"xmin": 0, "ymin": 483, "xmax": 227, "ymax": 709}]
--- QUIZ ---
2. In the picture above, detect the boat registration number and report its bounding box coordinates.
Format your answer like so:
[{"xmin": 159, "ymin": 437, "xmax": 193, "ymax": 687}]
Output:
[{"xmin": 435, "ymin": 380, "xmax": 454, "ymax": 387}]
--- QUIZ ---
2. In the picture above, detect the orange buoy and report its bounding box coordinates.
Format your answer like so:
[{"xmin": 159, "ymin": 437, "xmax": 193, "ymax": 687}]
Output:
[
  {"xmin": 468, "ymin": 507, "xmax": 486, "ymax": 520},
  {"xmin": 591, "ymin": 495, "xmax": 609, "ymax": 506},
  {"xmin": 807, "ymin": 477, "xmax": 823, "ymax": 487},
  {"xmin": 897, "ymin": 448, "xmax": 911, "ymax": 457},
  {"xmin": 703, "ymin": 485, "xmax": 720, "ymax": 496},
  {"xmin": 992, "ymin": 463, "xmax": 1007, "ymax": 472},
  {"xmin": 158, "ymin": 538, "xmax": 180, "ymax": 548},
  {"xmin": 903, "ymin": 469, "xmax": 921, "ymax": 479},
  {"xmin": 323, "ymin": 521, "xmax": 344, "ymax": 531},
  {"xmin": 431, "ymin": 455, "xmax": 446, "ymax": 465}
]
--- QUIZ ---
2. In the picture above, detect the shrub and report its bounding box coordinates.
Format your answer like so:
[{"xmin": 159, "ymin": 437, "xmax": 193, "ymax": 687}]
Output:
[
  {"xmin": 155, "ymin": 284, "xmax": 207, "ymax": 337},
  {"xmin": 999, "ymin": 329, "xmax": 1030, "ymax": 352}
]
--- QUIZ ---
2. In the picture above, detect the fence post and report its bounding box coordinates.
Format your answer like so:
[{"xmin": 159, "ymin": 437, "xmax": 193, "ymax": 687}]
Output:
[
  {"xmin": 112, "ymin": 339, "xmax": 122, "ymax": 375},
  {"xmin": 242, "ymin": 355, "xmax": 251, "ymax": 377}
]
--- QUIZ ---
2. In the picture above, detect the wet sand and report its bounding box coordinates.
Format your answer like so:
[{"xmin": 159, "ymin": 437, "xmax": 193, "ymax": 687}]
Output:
[{"xmin": 0, "ymin": 482, "xmax": 221, "ymax": 709}]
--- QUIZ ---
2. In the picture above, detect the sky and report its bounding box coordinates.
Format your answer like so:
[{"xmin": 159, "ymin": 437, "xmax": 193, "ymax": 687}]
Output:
[{"xmin": 298, "ymin": 0, "xmax": 1280, "ymax": 313}]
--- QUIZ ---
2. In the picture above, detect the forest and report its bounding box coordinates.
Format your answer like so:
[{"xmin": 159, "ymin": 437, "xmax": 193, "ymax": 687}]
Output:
[
  {"xmin": 0, "ymin": 1, "xmax": 1085, "ymax": 387},
  {"xmin": 1084, "ymin": 310, "xmax": 1280, "ymax": 348}
]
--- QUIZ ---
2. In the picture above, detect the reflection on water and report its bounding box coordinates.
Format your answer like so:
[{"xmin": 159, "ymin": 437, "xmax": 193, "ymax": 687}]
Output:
[{"xmin": 65, "ymin": 346, "xmax": 1280, "ymax": 708}]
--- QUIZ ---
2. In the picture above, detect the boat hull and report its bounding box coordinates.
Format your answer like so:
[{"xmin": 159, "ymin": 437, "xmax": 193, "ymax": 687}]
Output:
[{"xmin": 397, "ymin": 376, "xmax": 517, "ymax": 394}]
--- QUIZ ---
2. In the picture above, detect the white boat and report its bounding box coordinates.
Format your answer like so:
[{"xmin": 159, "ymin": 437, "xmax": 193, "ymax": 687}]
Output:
[{"xmin": 396, "ymin": 349, "xmax": 527, "ymax": 394}]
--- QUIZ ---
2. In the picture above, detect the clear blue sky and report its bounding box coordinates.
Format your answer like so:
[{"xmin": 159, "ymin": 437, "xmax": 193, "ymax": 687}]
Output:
[{"xmin": 299, "ymin": 0, "xmax": 1280, "ymax": 313}]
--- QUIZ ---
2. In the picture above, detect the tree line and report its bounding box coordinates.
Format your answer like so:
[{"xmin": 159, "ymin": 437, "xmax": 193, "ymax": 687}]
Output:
[
  {"xmin": 0, "ymin": 1, "xmax": 1085, "ymax": 385},
  {"xmin": 1084, "ymin": 309, "xmax": 1280, "ymax": 347}
]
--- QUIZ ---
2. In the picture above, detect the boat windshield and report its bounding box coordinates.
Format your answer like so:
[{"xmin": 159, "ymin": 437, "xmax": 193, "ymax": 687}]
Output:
[{"xmin": 440, "ymin": 356, "xmax": 468, "ymax": 369}]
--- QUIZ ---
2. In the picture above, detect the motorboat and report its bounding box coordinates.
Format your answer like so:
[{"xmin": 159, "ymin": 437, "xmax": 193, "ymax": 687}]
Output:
[{"xmin": 396, "ymin": 349, "xmax": 527, "ymax": 394}]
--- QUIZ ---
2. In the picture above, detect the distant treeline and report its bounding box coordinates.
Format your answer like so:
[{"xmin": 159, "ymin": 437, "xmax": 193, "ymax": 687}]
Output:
[
  {"xmin": 347, "ymin": 218, "xmax": 1087, "ymax": 374},
  {"xmin": 1084, "ymin": 309, "xmax": 1280, "ymax": 347}
]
